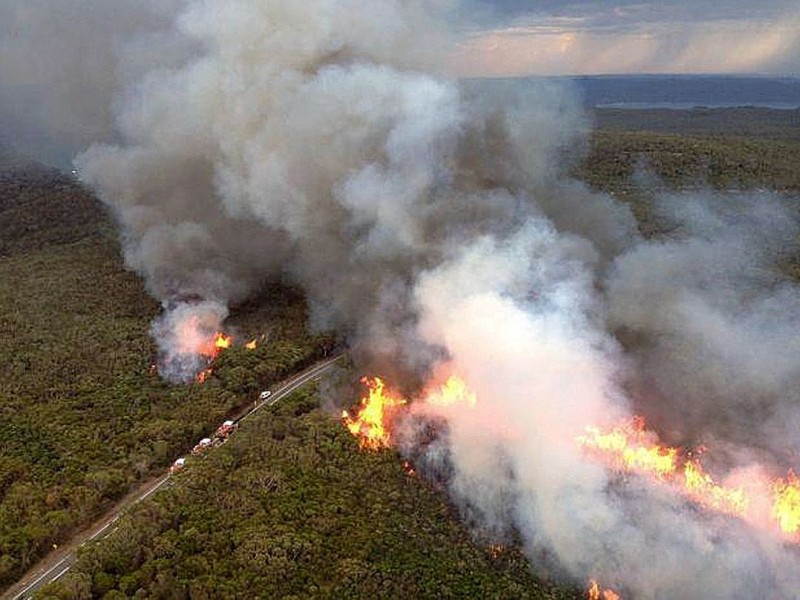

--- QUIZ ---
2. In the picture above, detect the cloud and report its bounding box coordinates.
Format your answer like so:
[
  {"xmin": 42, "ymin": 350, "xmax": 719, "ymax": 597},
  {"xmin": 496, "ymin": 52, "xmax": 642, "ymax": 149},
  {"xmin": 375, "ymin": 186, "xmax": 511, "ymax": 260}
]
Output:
[
  {"xmin": 451, "ymin": 15, "xmax": 800, "ymax": 76},
  {"xmin": 451, "ymin": 0, "xmax": 800, "ymax": 75}
]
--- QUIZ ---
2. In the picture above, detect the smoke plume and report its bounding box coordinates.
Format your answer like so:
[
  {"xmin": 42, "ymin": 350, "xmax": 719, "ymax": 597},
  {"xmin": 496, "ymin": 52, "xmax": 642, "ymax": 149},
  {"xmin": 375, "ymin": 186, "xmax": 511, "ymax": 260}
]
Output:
[{"xmin": 4, "ymin": 0, "xmax": 800, "ymax": 597}]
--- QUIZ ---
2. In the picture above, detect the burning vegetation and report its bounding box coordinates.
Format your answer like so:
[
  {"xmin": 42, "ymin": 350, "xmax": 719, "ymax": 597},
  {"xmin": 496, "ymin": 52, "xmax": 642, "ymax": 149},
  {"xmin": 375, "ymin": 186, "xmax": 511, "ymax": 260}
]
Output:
[
  {"xmin": 588, "ymin": 579, "xmax": 621, "ymax": 600},
  {"xmin": 342, "ymin": 377, "xmax": 407, "ymax": 450},
  {"xmin": 9, "ymin": 0, "xmax": 800, "ymax": 594},
  {"xmin": 578, "ymin": 417, "xmax": 800, "ymax": 539},
  {"xmin": 343, "ymin": 375, "xmax": 800, "ymax": 547},
  {"xmin": 164, "ymin": 317, "xmax": 262, "ymax": 384}
]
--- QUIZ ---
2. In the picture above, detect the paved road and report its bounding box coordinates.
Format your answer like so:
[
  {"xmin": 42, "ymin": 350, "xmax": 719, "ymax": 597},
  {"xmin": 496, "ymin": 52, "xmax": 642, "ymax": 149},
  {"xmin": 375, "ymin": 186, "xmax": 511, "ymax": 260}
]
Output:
[{"xmin": 3, "ymin": 353, "xmax": 345, "ymax": 600}]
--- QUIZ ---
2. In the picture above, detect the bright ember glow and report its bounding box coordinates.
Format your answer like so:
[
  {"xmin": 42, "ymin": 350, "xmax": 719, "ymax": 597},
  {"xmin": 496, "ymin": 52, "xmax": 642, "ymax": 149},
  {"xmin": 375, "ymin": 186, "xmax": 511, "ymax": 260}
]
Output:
[
  {"xmin": 245, "ymin": 339, "xmax": 257, "ymax": 350},
  {"xmin": 773, "ymin": 471, "xmax": 800, "ymax": 535},
  {"xmin": 424, "ymin": 375, "xmax": 477, "ymax": 408},
  {"xmin": 192, "ymin": 331, "xmax": 233, "ymax": 360},
  {"xmin": 193, "ymin": 332, "xmax": 233, "ymax": 383},
  {"xmin": 212, "ymin": 332, "xmax": 232, "ymax": 353},
  {"xmin": 342, "ymin": 374, "xmax": 478, "ymax": 450},
  {"xmin": 196, "ymin": 368, "xmax": 213, "ymax": 384},
  {"xmin": 683, "ymin": 460, "xmax": 749, "ymax": 515},
  {"xmin": 577, "ymin": 417, "xmax": 751, "ymax": 517},
  {"xmin": 342, "ymin": 376, "xmax": 800, "ymax": 543},
  {"xmin": 577, "ymin": 416, "xmax": 677, "ymax": 479},
  {"xmin": 577, "ymin": 416, "xmax": 800, "ymax": 539},
  {"xmin": 342, "ymin": 377, "xmax": 407, "ymax": 450},
  {"xmin": 588, "ymin": 579, "xmax": 621, "ymax": 600}
]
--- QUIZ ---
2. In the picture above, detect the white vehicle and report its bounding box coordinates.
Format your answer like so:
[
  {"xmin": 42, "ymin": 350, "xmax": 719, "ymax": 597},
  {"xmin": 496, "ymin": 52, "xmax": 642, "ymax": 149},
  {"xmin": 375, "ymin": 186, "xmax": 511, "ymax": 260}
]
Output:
[
  {"xmin": 191, "ymin": 437, "xmax": 213, "ymax": 455},
  {"xmin": 170, "ymin": 457, "xmax": 186, "ymax": 473},
  {"xmin": 259, "ymin": 390, "xmax": 272, "ymax": 401}
]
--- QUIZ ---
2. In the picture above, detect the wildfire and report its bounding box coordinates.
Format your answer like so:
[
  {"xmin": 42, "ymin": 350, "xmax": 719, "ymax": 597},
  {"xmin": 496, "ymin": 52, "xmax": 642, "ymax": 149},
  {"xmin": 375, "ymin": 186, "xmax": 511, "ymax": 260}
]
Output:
[
  {"xmin": 196, "ymin": 331, "xmax": 233, "ymax": 360},
  {"xmin": 213, "ymin": 331, "xmax": 232, "ymax": 351},
  {"xmin": 335, "ymin": 369, "xmax": 800, "ymax": 599},
  {"xmin": 342, "ymin": 373, "xmax": 479, "ymax": 450},
  {"xmin": 190, "ymin": 331, "xmax": 235, "ymax": 383},
  {"xmin": 487, "ymin": 544, "xmax": 506, "ymax": 559},
  {"xmin": 588, "ymin": 580, "xmax": 621, "ymax": 600},
  {"xmin": 683, "ymin": 460, "xmax": 749, "ymax": 515},
  {"xmin": 423, "ymin": 374, "xmax": 477, "ymax": 408},
  {"xmin": 577, "ymin": 416, "xmax": 800, "ymax": 539},
  {"xmin": 577, "ymin": 417, "xmax": 751, "ymax": 517},
  {"xmin": 342, "ymin": 377, "xmax": 407, "ymax": 450},
  {"xmin": 245, "ymin": 339, "xmax": 257, "ymax": 350},
  {"xmin": 773, "ymin": 471, "xmax": 800, "ymax": 535},
  {"xmin": 340, "ymin": 374, "xmax": 800, "ymax": 543},
  {"xmin": 577, "ymin": 416, "xmax": 677, "ymax": 479}
]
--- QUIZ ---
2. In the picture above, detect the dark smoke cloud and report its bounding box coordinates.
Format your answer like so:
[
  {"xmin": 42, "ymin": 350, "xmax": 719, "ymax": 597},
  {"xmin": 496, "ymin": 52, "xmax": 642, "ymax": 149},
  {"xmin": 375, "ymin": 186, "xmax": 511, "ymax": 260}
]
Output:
[{"xmin": 5, "ymin": 0, "xmax": 800, "ymax": 597}]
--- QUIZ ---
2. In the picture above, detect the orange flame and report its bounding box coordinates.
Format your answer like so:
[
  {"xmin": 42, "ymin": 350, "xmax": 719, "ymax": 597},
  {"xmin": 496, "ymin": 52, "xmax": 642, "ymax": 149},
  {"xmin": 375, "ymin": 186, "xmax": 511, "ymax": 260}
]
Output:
[
  {"xmin": 192, "ymin": 332, "xmax": 233, "ymax": 383},
  {"xmin": 423, "ymin": 375, "xmax": 477, "ymax": 408},
  {"xmin": 683, "ymin": 460, "xmax": 749, "ymax": 516},
  {"xmin": 577, "ymin": 416, "xmax": 800, "ymax": 538},
  {"xmin": 341, "ymin": 375, "xmax": 800, "ymax": 543},
  {"xmin": 214, "ymin": 332, "xmax": 232, "ymax": 350},
  {"xmin": 588, "ymin": 580, "xmax": 621, "ymax": 600},
  {"xmin": 578, "ymin": 418, "xmax": 750, "ymax": 518},
  {"xmin": 245, "ymin": 339, "xmax": 257, "ymax": 350},
  {"xmin": 196, "ymin": 331, "xmax": 233, "ymax": 359},
  {"xmin": 772, "ymin": 471, "xmax": 800, "ymax": 535},
  {"xmin": 577, "ymin": 417, "xmax": 678, "ymax": 479},
  {"xmin": 342, "ymin": 377, "xmax": 407, "ymax": 450}
]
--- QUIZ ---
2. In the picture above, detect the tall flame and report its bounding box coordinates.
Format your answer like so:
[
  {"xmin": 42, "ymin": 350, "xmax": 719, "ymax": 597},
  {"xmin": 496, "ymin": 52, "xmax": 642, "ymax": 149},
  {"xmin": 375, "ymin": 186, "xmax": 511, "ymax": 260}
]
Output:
[
  {"xmin": 340, "ymin": 376, "xmax": 800, "ymax": 543},
  {"xmin": 683, "ymin": 460, "xmax": 749, "ymax": 515},
  {"xmin": 588, "ymin": 580, "xmax": 621, "ymax": 600},
  {"xmin": 192, "ymin": 332, "xmax": 233, "ymax": 383},
  {"xmin": 423, "ymin": 374, "xmax": 477, "ymax": 408},
  {"xmin": 195, "ymin": 331, "xmax": 233, "ymax": 360},
  {"xmin": 342, "ymin": 377, "xmax": 407, "ymax": 450},
  {"xmin": 577, "ymin": 416, "xmax": 800, "ymax": 539},
  {"xmin": 342, "ymin": 374, "xmax": 478, "ymax": 450},
  {"xmin": 577, "ymin": 416, "xmax": 677, "ymax": 479},
  {"xmin": 772, "ymin": 471, "xmax": 800, "ymax": 535}
]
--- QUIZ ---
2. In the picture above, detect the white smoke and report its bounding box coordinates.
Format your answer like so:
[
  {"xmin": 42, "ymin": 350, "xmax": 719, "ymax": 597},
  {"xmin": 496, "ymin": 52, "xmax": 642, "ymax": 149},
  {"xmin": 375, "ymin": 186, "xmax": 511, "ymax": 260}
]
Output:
[
  {"xmin": 406, "ymin": 212, "xmax": 800, "ymax": 598},
  {"xmin": 5, "ymin": 0, "xmax": 800, "ymax": 596},
  {"xmin": 151, "ymin": 300, "xmax": 228, "ymax": 383}
]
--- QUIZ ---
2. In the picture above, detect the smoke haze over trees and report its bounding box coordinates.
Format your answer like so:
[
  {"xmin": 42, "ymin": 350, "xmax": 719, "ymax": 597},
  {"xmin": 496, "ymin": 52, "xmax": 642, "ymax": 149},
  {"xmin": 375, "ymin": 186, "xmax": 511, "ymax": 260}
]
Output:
[{"xmin": 3, "ymin": 1, "xmax": 800, "ymax": 597}]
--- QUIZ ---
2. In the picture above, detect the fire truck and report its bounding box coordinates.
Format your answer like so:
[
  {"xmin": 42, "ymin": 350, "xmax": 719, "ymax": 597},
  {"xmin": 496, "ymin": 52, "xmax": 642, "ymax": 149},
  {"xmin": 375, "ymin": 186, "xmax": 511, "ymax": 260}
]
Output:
[
  {"xmin": 216, "ymin": 420, "xmax": 237, "ymax": 439},
  {"xmin": 191, "ymin": 437, "xmax": 213, "ymax": 455}
]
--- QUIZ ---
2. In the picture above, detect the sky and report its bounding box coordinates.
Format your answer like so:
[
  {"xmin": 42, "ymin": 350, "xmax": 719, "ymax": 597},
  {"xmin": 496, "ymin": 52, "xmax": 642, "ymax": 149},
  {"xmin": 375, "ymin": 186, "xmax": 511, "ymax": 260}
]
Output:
[{"xmin": 452, "ymin": 0, "xmax": 800, "ymax": 76}]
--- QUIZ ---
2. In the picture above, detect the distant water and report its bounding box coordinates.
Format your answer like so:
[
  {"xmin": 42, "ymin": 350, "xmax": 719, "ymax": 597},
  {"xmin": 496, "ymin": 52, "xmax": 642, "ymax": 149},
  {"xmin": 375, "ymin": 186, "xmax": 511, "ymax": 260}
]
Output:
[
  {"xmin": 596, "ymin": 102, "xmax": 800, "ymax": 110},
  {"xmin": 571, "ymin": 75, "xmax": 800, "ymax": 110},
  {"xmin": 470, "ymin": 75, "xmax": 800, "ymax": 110}
]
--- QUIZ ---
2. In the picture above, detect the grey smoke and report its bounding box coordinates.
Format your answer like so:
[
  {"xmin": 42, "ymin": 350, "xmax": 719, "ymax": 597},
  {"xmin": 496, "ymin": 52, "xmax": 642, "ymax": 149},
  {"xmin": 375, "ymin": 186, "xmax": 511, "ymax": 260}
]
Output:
[
  {"xmin": 607, "ymin": 192, "xmax": 800, "ymax": 460},
  {"xmin": 0, "ymin": 0, "xmax": 189, "ymax": 165},
  {"xmin": 4, "ymin": 0, "xmax": 800, "ymax": 597}
]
